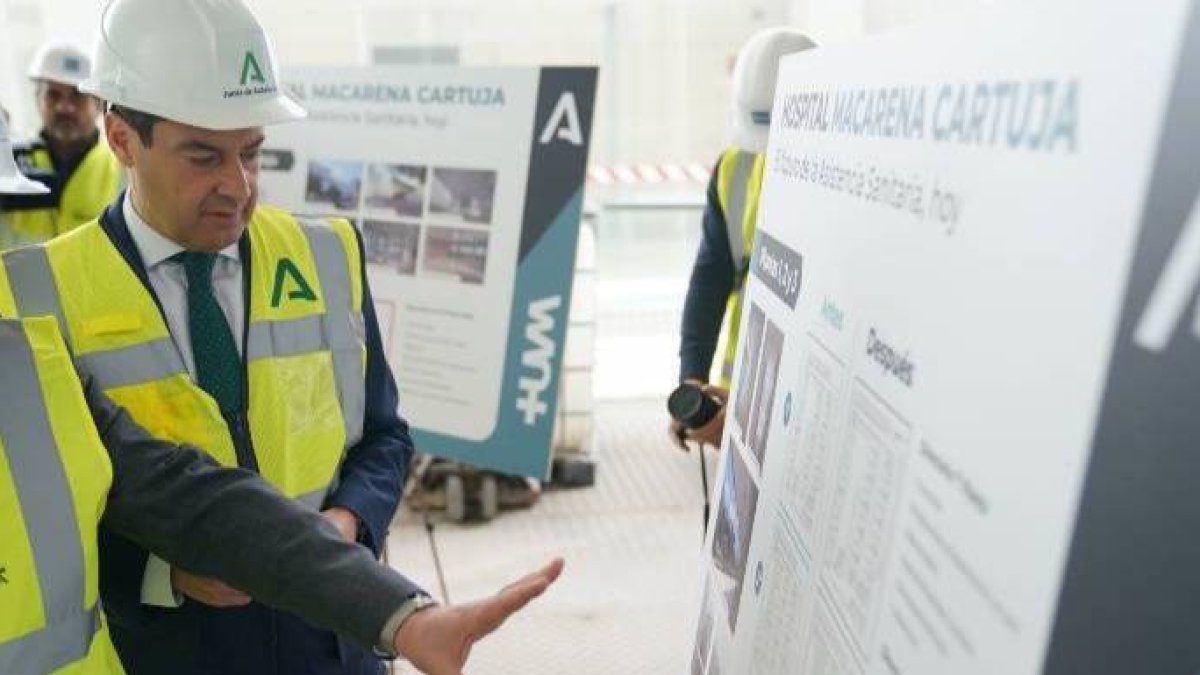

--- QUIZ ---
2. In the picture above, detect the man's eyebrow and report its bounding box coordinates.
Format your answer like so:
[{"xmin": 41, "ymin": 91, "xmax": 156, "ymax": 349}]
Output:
[{"xmin": 175, "ymin": 140, "xmax": 222, "ymax": 154}]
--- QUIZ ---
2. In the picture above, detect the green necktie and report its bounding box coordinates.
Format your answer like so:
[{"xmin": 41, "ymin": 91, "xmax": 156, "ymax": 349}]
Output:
[{"xmin": 176, "ymin": 251, "xmax": 243, "ymax": 413}]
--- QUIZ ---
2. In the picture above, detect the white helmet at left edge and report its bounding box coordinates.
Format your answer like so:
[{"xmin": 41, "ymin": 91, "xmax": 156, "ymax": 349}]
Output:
[
  {"xmin": 79, "ymin": 0, "xmax": 307, "ymax": 130},
  {"xmin": 27, "ymin": 41, "xmax": 92, "ymax": 88},
  {"xmin": 0, "ymin": 114, "xmax": 50, "ymax": 195}
]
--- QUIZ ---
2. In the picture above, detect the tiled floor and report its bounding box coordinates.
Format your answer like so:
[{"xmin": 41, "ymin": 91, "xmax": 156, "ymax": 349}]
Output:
[
  {"xmin": 384, "ymin": 196, "xmax": 712, "ymax": 673},
  {"xmin": 385, "ymin": 398, "xmax": 719, "ymax": 675}
]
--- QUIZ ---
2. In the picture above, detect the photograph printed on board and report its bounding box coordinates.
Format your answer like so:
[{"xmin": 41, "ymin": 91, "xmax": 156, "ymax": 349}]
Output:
[
  {"xmin": 428, "ymin": 167, "xmax": 497, "ymax": 225},
  {"xmin": 365, "ymin": 163, "xmax": 427, "ymax": 219},
  {"xmin": 304, "ymin": 160, "xmax": 363, "ymax": 211},
  {"xmin": 711, "ymin": 440, "xmax": 760, "ymax": 634},
  {"xmin": 362, "ymin": 219, "xmax": 421, "ymax": 276},
  {"xmin": 746, "ymin": 318, "xmax": 784, "ymax": 466},
  {"xmin": 422, "ymin": 225, "xmax": 489, "ymax": 284},
  {"xmin": 733, "ymin": 302, "xmax": 766, "ymax": 442}
]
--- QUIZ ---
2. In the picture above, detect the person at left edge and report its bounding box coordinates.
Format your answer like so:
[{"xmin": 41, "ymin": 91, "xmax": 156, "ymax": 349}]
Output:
[
  {"xmin": 0, "ymin": 42, "xmax": 122, "ymax": 248},
  {"xmin": 0, "ymin": 2, "xmax": 410, "ymax": 673}
]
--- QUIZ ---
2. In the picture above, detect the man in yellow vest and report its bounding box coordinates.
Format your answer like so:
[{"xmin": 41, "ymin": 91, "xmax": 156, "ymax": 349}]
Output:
[
  {"xmin": 0, "ymin": 1, "xmax": 533, "ymax": 674},
  {"xmin": 0, "ymin": 42, "xmax": 122, "ymax": 247},
  {"xmin": 670, "ymin": 28, "xmax": 816, "ymax": 449},
  {"xmin": 0, "ymin": 111, "xmax": 564, "ymax": 675},
  {"xmin": 0, "ymin": 315, "xmax": 564, "ymax": 675}
]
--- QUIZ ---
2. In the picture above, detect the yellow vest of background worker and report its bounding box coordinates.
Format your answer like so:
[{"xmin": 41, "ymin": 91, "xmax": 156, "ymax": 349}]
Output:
[
  {"xmin": 6, "ymin": 140, "xmax": 122, "ymax": 243},
  {"xmin": 0, "ymin": 311, "xmax": 126, "ymax": 675},
  {"xmin": 714, "ymin": 147, "xmax": 764, "ymax": 388},
  {"xmin": 1, "ymin": 205, "xmax": 367, "ymax": 507}
]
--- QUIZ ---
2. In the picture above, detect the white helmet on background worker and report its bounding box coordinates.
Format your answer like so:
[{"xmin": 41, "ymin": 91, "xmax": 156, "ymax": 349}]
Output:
[
  {"xmin": 79, "ymin": 0, "xmax": 306, "ymax": 130},
  {"xmin": 27, "ymin": 41, "xmax": 92, "ymax": 88},
  {"xmin": 0, "ymin": 113, "xmax": 49, "ymax": 195},
  {"xmin": 730, "ymin": 28, "xmax": 816, "ymax": 154}
]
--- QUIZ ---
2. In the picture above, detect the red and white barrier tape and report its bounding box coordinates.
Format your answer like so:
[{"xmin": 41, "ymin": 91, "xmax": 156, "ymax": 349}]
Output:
[{"xmin": 587, "ymin": 162, "xmax": 711, "ymax": 185}]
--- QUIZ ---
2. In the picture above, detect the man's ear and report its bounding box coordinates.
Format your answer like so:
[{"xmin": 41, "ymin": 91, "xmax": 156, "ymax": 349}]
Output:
[
  {"xmin": 84, "ymin": 95, "xmax": 104, "ymax": 121},
  {"xmin": 104, "ymin": 111, "xmax": 138, "ymax": 168}
]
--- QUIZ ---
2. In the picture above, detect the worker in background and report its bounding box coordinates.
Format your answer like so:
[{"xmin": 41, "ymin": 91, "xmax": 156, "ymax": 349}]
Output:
[
  {"xmin": 2, "ymin": 1, "xmax": 419, "ymax": 673},
  {"xmin": 670, "ymin": 28, "xmax": 816, "ymax": 449},
  {"xmin": 0, "ymin": 41, "xmax": 122, "ymax": 247},
  {"xmin": 0, "ymin": 112, "xmax": 563, "ymax": 675}
]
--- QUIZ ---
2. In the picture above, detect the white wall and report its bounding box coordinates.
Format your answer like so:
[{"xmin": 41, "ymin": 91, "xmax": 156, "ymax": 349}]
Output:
[
  {"xmin": 2, "ymin": 0, "xmax": 796, "ymax": 164},
  {"xmin": 1, "ymin": 0, "xmax": 988, "ymax": 161},
  {"xmin": 787, "ymin": 0, "xmax": 989, "ymax": 42}
]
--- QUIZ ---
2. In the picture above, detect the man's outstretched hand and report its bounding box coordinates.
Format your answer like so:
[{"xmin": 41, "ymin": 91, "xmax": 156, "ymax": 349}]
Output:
[{"xmin": 393, "ymin": 557, "xmax": 565, "ymax": 675}]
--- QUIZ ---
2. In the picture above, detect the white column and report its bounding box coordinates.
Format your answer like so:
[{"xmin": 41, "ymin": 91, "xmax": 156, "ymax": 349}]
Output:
[{"xmin": 0, "ymin": 1, "xmax": 18, "ymax": 128}]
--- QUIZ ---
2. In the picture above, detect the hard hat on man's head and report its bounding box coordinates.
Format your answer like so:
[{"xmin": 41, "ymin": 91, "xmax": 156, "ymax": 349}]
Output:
[
  {"xmin": 79, "ymin": 0, "xmax": 307, "ymax": 130},
  {"xmin": 730, "ymin": 28, "xmax": 816, "ymax": 154},
  {"xmin": 0, "ymin": 113, "xmax": 50, "ymax": 195},
  {"xmin": 27, "ymin": 41, "xmax": 92, "ymax": 88}
]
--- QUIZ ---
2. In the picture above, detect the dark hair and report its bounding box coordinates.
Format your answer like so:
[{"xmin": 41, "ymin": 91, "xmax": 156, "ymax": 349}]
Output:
[{"xmin": 110, "ymin": 105, "xmax": 162, "ymax": 147}]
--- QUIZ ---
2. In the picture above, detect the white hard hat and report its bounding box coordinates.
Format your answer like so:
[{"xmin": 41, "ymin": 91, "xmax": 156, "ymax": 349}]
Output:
[
  {"xmin": 730, "ymin": 28, "xmax": 816, "ymax": 153},
  {"xmin": 79, "ymin": 0, "xmax": 306, "ymax": 130},
  {"xmin": 27, "ymin": 41, "xmax": 92, "ymax": 88},
  {"xmin": 0, "ymin": 114, "xmax": 50, "ymax": 195}
]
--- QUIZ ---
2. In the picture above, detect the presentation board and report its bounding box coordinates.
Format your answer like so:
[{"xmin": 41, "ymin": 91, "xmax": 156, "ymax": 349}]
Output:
[
  {"xmin": 692, "ymin": 2, "xmax": 1200, "ymax": 674},
  {"xmin": 260, "ymin": 66, "xmax": 597, "ymax": 478}
]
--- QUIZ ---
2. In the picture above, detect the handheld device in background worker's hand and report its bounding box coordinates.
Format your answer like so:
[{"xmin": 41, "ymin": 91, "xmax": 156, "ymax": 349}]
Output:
[{"xmin": 667, "ymin": 380, "xmax": 728, "ymax": 450}]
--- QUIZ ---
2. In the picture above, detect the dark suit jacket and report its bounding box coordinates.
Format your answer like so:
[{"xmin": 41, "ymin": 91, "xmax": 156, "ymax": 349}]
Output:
[
  {"xmin": 679, "ymin": 161, "xmax": 736, "ymax": 382},
  {"xmin": 88, "ymin": 375, "xmax": 422, "ymax": 652},
  {"xmin": 94, "ymin": 198, "xmax": 415, "ymax": 675}
]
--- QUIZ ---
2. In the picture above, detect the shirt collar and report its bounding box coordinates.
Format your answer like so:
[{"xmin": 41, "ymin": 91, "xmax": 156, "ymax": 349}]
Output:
[{"xmin": 123, "ymin": 192, "xmax": 241, "ymax": 270}]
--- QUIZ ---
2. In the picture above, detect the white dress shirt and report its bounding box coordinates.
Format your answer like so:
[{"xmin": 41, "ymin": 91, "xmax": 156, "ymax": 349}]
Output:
[
  {"xmin": 123, "ymin": 194, "xmax": 244, "ymax": 375},
  {"xmin": 123, "ymin": 193, "xmax": 246, "ymax": 607}
]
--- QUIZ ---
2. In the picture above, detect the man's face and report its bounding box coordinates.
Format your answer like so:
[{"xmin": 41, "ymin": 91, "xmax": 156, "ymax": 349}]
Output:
[
  {"xmin": 107, "ymin": 114, "xmax": 264, "ymax": 252},
  {"xmin": 35, "ymin": 80, "xmax": 100, "ymax": 145}
]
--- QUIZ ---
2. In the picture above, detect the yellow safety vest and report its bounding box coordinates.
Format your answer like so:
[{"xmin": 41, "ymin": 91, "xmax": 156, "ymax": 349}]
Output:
[
  {"xmin": 6, "ymin": 140, "xmax": 123, "ymax": 245},
  {"xmin": 2, "ymin": 204, "xmax": 367, "ymax": 508},
  {"xmin": 715, "ymin": 148, "xmax": 764, "ymax": 388},
  {"xmin": 0, "ymin": 313, "xmax": 125, "ymax": 675}
]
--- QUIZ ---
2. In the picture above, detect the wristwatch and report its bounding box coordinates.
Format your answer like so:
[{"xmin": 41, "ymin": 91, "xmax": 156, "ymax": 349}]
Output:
[
  {"xmin": 376, "ymin": 591, "xmax": 438, "ymax": 658},
  {"xmin": 396, "ymin": 592, "xmax": 438, "ymax": 622}
]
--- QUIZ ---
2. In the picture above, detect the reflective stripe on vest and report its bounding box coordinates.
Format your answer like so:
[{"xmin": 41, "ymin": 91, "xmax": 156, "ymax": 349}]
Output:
[
  {"xmin": 2, "ymin": 209, "xmax": 366, "ymax": 505},
  {"xmin": 721, "ymin": 150, "xmax": 757, "ymax": 277},
  {"xmin": 715, "ymin": 149, "xmax": 765, "ymax": 388},
  {"xmin": 298, "ymin": 218, "xmax": 367, "ymax": 451},
  {"xmin": 0, "ymin": 320, "xmax": 101, "ymax": 674},
  {"xmin": 3, "ymin": 246, "xmax": 70, "ymax": 338}
]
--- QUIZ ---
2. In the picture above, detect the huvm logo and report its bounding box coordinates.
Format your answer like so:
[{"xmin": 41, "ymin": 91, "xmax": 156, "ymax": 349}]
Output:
[
  {"xmin": 1134, "ymin": 195, "xmax": 1200, "ymax": 352},
  {"xmin": 515, "ymin": 296, "xmax": 563, "ymax": 425}
]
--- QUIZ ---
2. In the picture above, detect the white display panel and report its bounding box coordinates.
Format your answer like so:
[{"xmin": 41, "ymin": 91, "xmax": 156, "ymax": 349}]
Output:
[
  {"xmin": 261, "ymin": 66, "xmax": 596, "ymax": 477},
  {"xmin": 693, "ymin": 2, "xmax": 1200, "ymax": 674}
]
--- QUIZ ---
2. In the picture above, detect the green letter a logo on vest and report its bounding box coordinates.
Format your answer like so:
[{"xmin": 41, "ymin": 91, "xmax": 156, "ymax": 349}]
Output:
[
  {"xmin": 240, "ymin": 51, "xmax": 266, "ymax": 86},
  {"xmin": 271, "ymin": 258, "xmax": 318, "ymax": 308}
]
